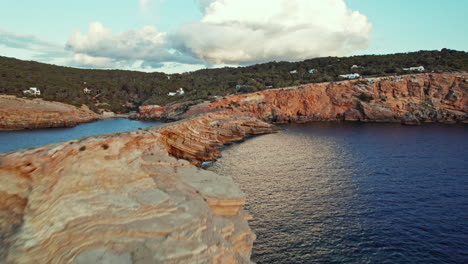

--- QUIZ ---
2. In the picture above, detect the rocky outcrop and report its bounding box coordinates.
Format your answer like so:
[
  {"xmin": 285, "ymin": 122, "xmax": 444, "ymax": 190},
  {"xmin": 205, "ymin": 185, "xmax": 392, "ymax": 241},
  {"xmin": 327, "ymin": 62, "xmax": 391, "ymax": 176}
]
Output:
[
  {"xmin": 0, "ymin": 96, "xmax": 99, "ymax": 130},
  {"xmin": 135, "ymin": 73, "xmax": 468, "ymax": 124},
  {"xmin": 209, "ymin": 73, "xmax": 468, "ymax": 124},
  {"xmin": 0, "ymin": 112, "xmax": 278, "ymax": 263},
  {"xmin": 132, "ymin": 100, "xmax": 215, "ymax": 122}
]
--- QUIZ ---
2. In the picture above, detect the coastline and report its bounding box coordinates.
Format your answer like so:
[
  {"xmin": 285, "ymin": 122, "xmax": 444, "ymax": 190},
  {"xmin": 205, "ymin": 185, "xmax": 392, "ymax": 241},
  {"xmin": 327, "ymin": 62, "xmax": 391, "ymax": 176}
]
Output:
[
  {"xmin": 0, "ymin": 72, "xmax": 466, "ymax": 262},
  {"xmin": 0, "ymin": 111, "xmax": 279, "ymax": 263}
]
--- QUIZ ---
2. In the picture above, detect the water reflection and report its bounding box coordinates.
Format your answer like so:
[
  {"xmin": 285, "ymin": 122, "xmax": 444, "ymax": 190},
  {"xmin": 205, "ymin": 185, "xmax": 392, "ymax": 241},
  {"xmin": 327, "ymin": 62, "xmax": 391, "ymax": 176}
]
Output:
[
  {"xmin": 0, "ymin": 119, "xmax": 161, "ymax": 153},
  {"xmin": 208, "ymin": 122, "xmax": 468, "ymax": 263}
]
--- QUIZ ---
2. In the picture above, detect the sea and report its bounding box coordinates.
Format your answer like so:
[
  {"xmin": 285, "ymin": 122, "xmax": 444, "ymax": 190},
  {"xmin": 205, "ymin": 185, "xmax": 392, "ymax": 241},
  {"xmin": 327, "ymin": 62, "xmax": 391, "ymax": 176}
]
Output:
[
  {"xmin": 208, "ymin": 122, "xmax": 468, "ymax": 264},
  {"xmin": 0, "ymin": 118, "xmax": 161, "ymax": 153},
  {"xmin": 1, "ymin": 120, "xmax": 466, "ymax": 263}
]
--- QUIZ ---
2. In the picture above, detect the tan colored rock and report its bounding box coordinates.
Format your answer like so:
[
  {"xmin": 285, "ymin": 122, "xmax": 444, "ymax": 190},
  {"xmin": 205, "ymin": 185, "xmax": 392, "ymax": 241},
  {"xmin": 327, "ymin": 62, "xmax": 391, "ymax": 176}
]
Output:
[
  {"xmin": 0, "ymin": 111, "xmax": 278, "ymax": 263},
  {"xmin": 208, "ymin": 73, "xmax": 468, "ymax": 123},
  {"xmin": 0, "ymin": 95, "xmax": 98, "ymax": 130},
  {"xmin": 133, "ymin": 100, "xmax": 214, "ymax": 122}
]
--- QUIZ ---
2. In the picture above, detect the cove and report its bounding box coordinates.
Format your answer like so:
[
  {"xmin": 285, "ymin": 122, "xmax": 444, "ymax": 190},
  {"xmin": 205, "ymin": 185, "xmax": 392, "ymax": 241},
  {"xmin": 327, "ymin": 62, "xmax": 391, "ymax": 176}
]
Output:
[
  {"xmin": 0, "ymin": 118, "xmax": 162, "ymax": 153},
  {"xmin": 208, "ymin": 122, "xmax": 468, "ymax": 263}
]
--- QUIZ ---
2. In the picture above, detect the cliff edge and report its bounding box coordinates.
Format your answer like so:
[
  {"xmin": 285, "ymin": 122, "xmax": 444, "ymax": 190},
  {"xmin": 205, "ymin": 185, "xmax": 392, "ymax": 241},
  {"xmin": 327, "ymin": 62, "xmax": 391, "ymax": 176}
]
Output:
[
  {"xmin": 0, "ymin": 112, "xmax": 278, "ymax": 263},
  {"xmin": 136, "ymin": 73, "xmax": 468, "ymax": 124},
  {"xmin": 0, "ymin": 96, "xmax": 98, "ymax": 130}
]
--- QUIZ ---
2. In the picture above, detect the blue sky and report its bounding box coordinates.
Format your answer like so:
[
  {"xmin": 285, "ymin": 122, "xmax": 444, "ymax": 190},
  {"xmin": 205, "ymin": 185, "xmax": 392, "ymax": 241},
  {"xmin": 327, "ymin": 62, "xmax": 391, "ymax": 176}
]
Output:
[{"xmin": 0, "ymin": 0, "xmax": 466, "ymax": 73}]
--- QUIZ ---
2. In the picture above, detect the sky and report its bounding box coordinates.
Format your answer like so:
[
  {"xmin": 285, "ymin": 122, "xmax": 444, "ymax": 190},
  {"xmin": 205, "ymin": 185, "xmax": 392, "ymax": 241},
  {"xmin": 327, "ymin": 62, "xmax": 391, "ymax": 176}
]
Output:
[{"xmin": 0, "ymin": 0, "xmax": 466, "ymax": 73}]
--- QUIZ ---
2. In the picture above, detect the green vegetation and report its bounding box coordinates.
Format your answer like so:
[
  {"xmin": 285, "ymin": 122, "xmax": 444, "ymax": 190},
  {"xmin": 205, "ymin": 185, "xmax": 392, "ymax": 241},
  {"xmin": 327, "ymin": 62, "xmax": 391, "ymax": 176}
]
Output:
[{"xmin": 0, "ymin": 49, "xmax": 466, "ymax": 113}]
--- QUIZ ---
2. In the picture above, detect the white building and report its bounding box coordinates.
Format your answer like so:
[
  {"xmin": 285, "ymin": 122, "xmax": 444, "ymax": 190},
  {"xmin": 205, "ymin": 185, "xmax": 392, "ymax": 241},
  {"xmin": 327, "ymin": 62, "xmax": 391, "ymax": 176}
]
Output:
[
  {"xmin": 23, "ymin": 87, "xmax": 41, "ymax": 96},
  {"xmin": 403, "ymin": 66, "xmax": 425, "ymax": 72},
  {"xmin": 351, "ymin": 65, "xmax": 360, "ymax": 69},
  {"xmin": 83, "ymin": 88, "xmax": 91, "ymax": 94},
  {"xmin": 308, "ymin": 69, "xmax": 317, "ymax": 74},
  {"xmin": 289, "ymin": 70, "xmax": 297, "ymax": 74},
  {"xmin": 235, "ymin": 84, "xmax": 249, "ymax": 89},
  {"xmin": 339, "ymin": 73, "xmax": 360, "ymax": 79},
  {"xmin": 167, "ymin": 87, "xmax": 185, "ymax": 96}
]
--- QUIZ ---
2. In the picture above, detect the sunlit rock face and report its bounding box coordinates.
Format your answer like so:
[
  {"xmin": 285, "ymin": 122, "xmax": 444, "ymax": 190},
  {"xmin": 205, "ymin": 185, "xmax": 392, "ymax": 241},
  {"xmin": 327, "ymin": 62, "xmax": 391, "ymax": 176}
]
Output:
[
  {"xmin": 0, "ymin": 112, "xmax": 278, "ymax": 263},
  {"xmin": 133, "ymin": 100, "xmax": 215, "ymax": 122},
  {"xmin": 0, "ymin": 96, "xmax": 98, "ymax": 130},
  {"xmin": 208, "ymin": 73, "xmax": 468, "ymax": 124}
]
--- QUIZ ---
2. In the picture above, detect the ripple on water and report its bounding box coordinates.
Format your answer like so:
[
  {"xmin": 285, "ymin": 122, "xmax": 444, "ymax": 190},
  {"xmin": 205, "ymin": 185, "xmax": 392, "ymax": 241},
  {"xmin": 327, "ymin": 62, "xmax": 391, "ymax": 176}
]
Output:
[{"xmin": 208, "ymin": 122, "xmax": 468, "ymax": 264}]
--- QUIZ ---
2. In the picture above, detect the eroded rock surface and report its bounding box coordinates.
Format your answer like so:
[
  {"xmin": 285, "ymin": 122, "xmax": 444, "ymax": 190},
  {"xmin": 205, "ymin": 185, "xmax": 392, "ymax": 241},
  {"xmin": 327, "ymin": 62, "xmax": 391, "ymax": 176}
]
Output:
[
  {"xmin": 134, "ymin": 73, "xmax": 468, "ymax": 124},
  {"xmin": 0, "ymin": 95, "xmax": 98, "ymax": 130},
  {"xmin": 210, "ymin": 73, "xmax": 468, "ymax": 124},
  {"xmin": 133, "ymin": 100, "xmax": 214, "ymax": 122},
  {"xmin": 0, "ymin": 112, "xmax": 278, "ymax": 263}
]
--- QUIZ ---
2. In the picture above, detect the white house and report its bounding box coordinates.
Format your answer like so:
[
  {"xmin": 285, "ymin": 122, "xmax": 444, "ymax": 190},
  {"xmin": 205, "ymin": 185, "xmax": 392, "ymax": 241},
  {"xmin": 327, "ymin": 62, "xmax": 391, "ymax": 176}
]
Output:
[
  {"xmin": 289, "ymin": 70, "xmax": 297, "ymax": 74},
  {"xmin": 351, "ymin": 65, "xmax": 360, "ymax": 69},
  {"xmin": 23, "ymin": 87, "xmax": 41, "ymax": 96},
  {"xmin": 167, "ymin": 87, "xmax": 185, "ymax": 96},
  {"xmin": 339, "ymin": 73, "xmax": 360, "ymax": 79},
  {"xmin": 235, "ymin": 84, "xmax": 249, "ymax": 89},
  {"xmin": 403, "ymin": 66, "xmax": 425, "ymax": 72},
  {"xmin": 308, "ymin": 69, "xmax": 317, "ymax": 74},
  {"xmin": 83, "ymin": 88, "xmax": 91, "ymax": 94}
]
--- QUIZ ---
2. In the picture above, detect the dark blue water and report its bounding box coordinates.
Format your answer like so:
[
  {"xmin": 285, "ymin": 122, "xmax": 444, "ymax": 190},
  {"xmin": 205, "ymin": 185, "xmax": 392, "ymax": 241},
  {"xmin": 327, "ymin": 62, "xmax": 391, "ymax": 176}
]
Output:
[
  {"xmin": 208, "ymin": 122, "xmax": 468, "ymax": 264},
  {"xmin": 0, "ymin": 118, "xmax": 161, "ymax": 153}
]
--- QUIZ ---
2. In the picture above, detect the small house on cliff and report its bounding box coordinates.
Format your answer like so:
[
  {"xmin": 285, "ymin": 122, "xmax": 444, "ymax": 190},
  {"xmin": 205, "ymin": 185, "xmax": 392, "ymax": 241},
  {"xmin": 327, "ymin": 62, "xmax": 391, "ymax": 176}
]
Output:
[
  {"xmin": 23, "ymin": 87, "xmax": 41, "ymax": 96},
  {"xmin": 339, "ymin": 73, "xmax": 360, "ymax": 79},
  {"xmin": 167, "ymin": 87, "xmax": 185, "ymax": 96},
  {"xmin": 403, "ymin": 66, "xmax": 425, "ymax": 72}
]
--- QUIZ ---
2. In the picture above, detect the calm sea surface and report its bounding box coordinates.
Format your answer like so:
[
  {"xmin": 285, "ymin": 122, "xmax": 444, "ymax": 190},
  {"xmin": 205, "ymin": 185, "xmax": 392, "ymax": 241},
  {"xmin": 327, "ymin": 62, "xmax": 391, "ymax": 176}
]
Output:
[
  {"xmin": 0, "ymin": 118, "xmax": 161, "ymax": 153},
  {"xmin": 208, "ymin": 122, "xmax": 468, "ymax": 264}
]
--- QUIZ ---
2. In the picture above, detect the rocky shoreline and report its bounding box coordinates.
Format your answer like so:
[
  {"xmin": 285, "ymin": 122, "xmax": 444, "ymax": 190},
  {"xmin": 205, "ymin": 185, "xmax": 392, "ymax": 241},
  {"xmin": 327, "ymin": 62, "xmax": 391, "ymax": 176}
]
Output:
[
  {"xmin": 135, "ymin": 73, "xmax": 468, "ymax": 125},
  {"xmin": 0, "ymin": 96, "xmax": 99, "ymax": 131},
  {"xmin": 0, "ymin": 112, "xmax": 279, "ymax": 263},
  {"xmin": 0, "ymin": 72, "xmax": 466, "ymax": 263}
]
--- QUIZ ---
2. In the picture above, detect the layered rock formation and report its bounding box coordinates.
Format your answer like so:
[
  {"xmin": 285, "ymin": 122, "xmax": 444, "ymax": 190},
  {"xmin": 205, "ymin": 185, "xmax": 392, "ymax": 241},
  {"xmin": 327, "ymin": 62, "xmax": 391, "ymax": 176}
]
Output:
[
  {"xmin": 135, "ymin": 73, "xmax": 468, "ymax": 124},
  {"xmin": 0, "ymin": 112, "xmax": 278, "ymax": 263},
  {"xmin": 0, "ymin": 96, "xmax": 98, "ymax": 130},
  {"xmin": 210, "ymin": 73, "xmax": 468, "ymax": 124},
  {"xmin": 133, "ymin": 100, "xmax": 214, "ymax": 122}
]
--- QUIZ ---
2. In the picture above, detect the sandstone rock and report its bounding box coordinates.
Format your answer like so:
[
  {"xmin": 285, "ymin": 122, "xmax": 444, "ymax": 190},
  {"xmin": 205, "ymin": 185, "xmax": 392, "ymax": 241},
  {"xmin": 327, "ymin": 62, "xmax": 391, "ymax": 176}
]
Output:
[
  {"xmin": 0, "ymin": 95, "xmax": 98, "ymax": 130},
  {"xmin": 0, "ymin": 111, "xmax": 278, "ymax": 263},
  {"xmin": 206, "ymin": 73, "xmax": 468, "ymax": 124},
  {"xmin": 343, "ymin": 109, "xmax": 363, "ymax": 121},
  {"xmin": 401, "ymin": 113, "xmax": 421, "ymax": 125},
  {"xmin": 133, "ymin": 100, "xmax": 215, "ymax": 122}
]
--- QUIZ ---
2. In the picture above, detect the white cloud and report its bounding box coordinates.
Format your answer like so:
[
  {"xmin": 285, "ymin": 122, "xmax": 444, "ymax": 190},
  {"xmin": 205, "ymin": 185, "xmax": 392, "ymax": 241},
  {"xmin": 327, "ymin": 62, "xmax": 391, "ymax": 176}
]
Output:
[
  {"xmin": 66, "ymin": 22, "xmax": 201, "ymax": 67},
  {"xmin": 71, "ymin": 53, "xmax": 117, "ymax": 68},
  {"xmin": 20, "ymin": 0, "xmax": 371, "ymax": 72},
  {"xmin": 171, "ymin": 0, "xmax": 372, "ymax": 64},
  {"xmin": 195, "ymin": 0, "xmax": 214, "ymax": 13}
]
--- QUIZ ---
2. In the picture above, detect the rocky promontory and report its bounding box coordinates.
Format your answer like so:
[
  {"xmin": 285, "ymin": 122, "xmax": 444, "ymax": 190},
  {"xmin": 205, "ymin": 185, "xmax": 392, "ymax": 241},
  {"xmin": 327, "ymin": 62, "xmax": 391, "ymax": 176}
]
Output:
[
  {"xmin": 0, "ymin": 96, "xmax": 98, "ymax": 130},
  {"xmin": 136, "ymin": 73, "xmax": 468, "ymax": 124},
  {"xmin": 0, "ymin": 112, "xmax": 278, "ymax": 263}
]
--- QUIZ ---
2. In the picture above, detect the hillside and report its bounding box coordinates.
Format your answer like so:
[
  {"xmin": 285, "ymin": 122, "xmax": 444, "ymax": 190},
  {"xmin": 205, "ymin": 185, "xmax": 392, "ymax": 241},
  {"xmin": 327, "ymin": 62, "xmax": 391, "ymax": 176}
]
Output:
[{"xmin": 0, "ymin": 49, "xmax": 467, "ymax": 113}]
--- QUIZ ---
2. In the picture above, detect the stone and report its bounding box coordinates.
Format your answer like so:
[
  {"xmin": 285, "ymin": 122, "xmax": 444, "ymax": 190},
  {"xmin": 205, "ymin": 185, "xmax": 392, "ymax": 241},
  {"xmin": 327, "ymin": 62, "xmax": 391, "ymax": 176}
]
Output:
[
  {"xmin": 0, "ymin": 95, "xmax": 98, "ymax": 130},
  {"xmin": 205, "ymin": 73, "xmax": 467, "ymax": 124},
  {"xmin": 0, "ymin": 111, "xmax": 278, "ymax": 263}
]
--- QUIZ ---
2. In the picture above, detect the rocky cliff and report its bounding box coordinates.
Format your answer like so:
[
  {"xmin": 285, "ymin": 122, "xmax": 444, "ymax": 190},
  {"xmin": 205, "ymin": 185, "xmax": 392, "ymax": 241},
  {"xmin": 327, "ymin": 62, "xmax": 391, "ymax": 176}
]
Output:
[
  {"xmin": 210, "ymin": 73, "xmax": 468, "ymax": 124},
  {"xmin": 0, "ymin": 112, "xmax": 278, "ymax": 263},
  {"xmin": 0, "ymin": 96, "xmax": 98, "ymax": 130},
  {"xmin": 133, "ymin": 100, "xmax": 214, "ymax": 122},
  {"xmin": 136, "ymin": 73, "xmax": 468, "ymax": 124}
]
